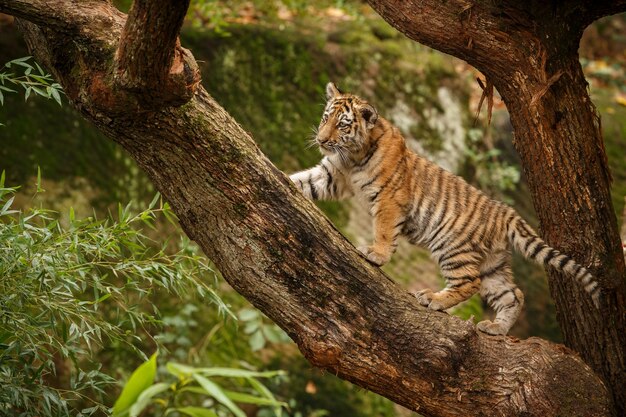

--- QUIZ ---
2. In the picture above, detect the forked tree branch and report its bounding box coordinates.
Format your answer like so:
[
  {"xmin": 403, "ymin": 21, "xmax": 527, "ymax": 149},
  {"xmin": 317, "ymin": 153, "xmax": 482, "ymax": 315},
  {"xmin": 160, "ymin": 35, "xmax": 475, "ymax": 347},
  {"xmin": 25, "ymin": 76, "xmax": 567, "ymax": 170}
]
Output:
[
  {"xmin": 115, "ymin": 0, "xmax": 200, "ymax": 107},
  {"xmin": 0, "ymin": 1, "xmax": 617, "ymax": 416}
]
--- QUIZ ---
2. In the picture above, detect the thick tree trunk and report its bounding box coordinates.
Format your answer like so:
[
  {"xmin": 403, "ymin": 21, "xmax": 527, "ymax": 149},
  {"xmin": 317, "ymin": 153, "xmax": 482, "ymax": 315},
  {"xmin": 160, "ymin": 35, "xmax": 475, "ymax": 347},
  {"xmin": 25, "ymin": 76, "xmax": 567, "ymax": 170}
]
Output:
[
  {"xmin": 0, "ymin": 1, "xmax": 621, "ymax": 416},
  {"xmin": 367, "ymin": 1, "xmax": 626, "ymax": 414},
  {"xmin": 497, "ymin": 52, "xmax": 626, "ymax": 415}
]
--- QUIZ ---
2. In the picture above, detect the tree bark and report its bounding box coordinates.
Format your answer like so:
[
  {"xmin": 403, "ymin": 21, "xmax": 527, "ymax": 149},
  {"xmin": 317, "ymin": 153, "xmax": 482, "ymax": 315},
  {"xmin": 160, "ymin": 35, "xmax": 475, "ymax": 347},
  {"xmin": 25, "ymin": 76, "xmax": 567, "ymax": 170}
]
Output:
[
  {"xmin": 366, "ymin": 1, "xmax": 626, "ymax": 414},
  {"xmin": 115, "ymin": 0, "xmax": 199, "ymax": 108},
  {"xmin": 0, "ymin": 1, "xmax": 620, "ymax": 416}
]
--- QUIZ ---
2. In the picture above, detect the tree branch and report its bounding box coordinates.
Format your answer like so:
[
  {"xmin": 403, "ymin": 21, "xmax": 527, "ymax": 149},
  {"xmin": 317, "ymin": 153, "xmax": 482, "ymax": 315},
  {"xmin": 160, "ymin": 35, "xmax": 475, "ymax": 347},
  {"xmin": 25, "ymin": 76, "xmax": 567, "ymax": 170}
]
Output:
[
  {"xmin": 114, "ymin": 0, "xmax": 200, "ymax": 107},
  {"xmin": 367, "ymin": 1, "xmax": 626, "ymax": 415},
  {"xmin": 0, "ymin": 0, "xmax": 124, "ymax": 38},
  {"xmin": 0, "ymin": 1, "xmax": 617, "ymax": 416},
  {"xmin": 579, "ymin": 0, "xmax": 626, "ymax": 26}
]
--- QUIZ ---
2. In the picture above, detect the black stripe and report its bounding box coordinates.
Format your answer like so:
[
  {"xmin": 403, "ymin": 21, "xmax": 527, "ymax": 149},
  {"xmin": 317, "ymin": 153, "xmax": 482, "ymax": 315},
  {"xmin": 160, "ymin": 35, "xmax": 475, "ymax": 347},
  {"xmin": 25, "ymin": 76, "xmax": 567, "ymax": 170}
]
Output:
[
  {"xmin": 427, "ymin": 217, "xmax": 453, "ymax": 250},
  {"xmin": 355, "ymin": 140, "xmax": 379, "ymax": 169},
  {"xmin": 378, "ymin": 155, "xmax": 407, "ymax": 191},
  {"xmin": 431, "ymin": 211, "xmax": 465, "ymax": 253},
  {"xmin": 441, "ymin": 259, "xmax": 477, "ymax": 271},
  {"xmin": 446, "ymin": 273, "xmax": 476, "ymax": 282},
  {"xmin": 438, "ymin": 246, "xmax": 474, "ymax": 265},
  {"xmin": 523, "ymin": 236, "xmax": 538, "ymax": 253},
  {"xmin": 320, "ymin": 163, "xmax": 333, "ymax": 196},
  {"xmin": 530, "ymin": 242, "xmax": 547, "ymax": 259},
  {"xmin": 479, "ymin": 260, "xmax": 508, "ymax": 278},
  {"xmin": 489, "ymin": 289, "xmax": 512, "ymax": 304},
  {"xmin": 360, "ymin": 172, "xmax": 380, "ymax": 190},
  {"xmin": 448, "ymin": 278, "xmax": 477, "ymax": 289},
  {"xmin": 573, "ymin": 263, "xmax": 582, "ymax": 275},
  {"xmin": 558, "ymin": 255, "xmax": 569, "ymax": 269},
  {"xmin": 544, "ymin": 249, "xmax": 558, "ymax": 264},
  {"xmin": 308, "ymin": 177, "xmax": 318, "ymax": 200}
]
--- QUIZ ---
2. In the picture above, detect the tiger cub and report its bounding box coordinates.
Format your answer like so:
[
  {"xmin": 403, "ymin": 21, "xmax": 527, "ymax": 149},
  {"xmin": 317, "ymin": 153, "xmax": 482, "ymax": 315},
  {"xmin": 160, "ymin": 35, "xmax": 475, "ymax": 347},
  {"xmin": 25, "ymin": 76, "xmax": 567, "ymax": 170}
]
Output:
[{"xmin": 290, "ymin": 82, "xmax": 600, "ymax": 336}]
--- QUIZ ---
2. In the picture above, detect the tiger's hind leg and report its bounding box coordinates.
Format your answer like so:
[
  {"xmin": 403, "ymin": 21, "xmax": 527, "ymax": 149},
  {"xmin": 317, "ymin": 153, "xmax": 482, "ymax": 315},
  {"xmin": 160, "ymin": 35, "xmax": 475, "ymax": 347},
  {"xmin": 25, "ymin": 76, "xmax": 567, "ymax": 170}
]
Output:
[
  {"xmin": 476, "ymin": 251, "xmax": 524, "ymax": 336},
  {"xmin": 416, "ymin": 261, "xmax": 481, "ymax": 311}
]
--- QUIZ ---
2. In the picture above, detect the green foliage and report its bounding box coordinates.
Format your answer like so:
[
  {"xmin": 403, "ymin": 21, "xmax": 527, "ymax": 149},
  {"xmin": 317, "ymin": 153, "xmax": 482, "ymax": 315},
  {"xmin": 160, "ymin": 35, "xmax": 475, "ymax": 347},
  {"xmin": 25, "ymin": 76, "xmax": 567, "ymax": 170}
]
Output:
[
  {"xmin": 266, "ymin": 356, "xmax": 395, "ymax": 417},
  {"xmin": 237, "ymin": 308, "xmax": 290, "ymax": 352},
  {"xmin": 464, "ymin": 128, "xmax": 520, "ymax": 201},
  {"xmin": 185, "ymin": 0, "xmax": 361, "ymax": 31},
  {"xmin": 0, "ymin": 180, "xmax": 227, "ymax": 417},
  {"xmin": 114, "ymin": 356, "xmax": 287, "ymax": 417},
  {"xmin": 113, "ymin": 352, "xmax": 158, "ymax": 417},
  {"xmin": 0, "ymin": 57, "xmax": 63, "ymax": 110}
]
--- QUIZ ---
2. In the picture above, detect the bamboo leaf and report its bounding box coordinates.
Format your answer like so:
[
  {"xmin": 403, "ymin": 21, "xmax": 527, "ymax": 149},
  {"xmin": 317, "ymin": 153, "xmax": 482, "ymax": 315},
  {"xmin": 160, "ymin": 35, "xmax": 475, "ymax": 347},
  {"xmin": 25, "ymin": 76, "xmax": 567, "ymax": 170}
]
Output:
[
  {"xmin": 192, "ymin": 374, "xmax": 246, "ymax": 417},
  {"xmin": 112, "ymin": 352, "xmax": 158, "ymax": 417},
  {"xmin": 129, "ymin": 382, "xmax": 170, "ymax": 417},
  {"xmin": 36, "ymin": 166, "xmax": 44, "ymax": 193},
  {"xmin": 177, "ymin": 407, "xmax": 218, "ymax": 417},
  {"xmin": 223, "ymin": 390, "xmax": 287, "ymax": 407}
]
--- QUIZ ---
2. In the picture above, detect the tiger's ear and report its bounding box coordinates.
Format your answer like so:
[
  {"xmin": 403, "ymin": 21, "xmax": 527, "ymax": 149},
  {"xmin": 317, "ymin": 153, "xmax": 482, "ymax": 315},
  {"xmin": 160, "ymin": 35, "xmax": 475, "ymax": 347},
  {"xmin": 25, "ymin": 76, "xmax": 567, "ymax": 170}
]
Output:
[
  {"xmin": 360, "ymin": 103, "xmax": 378, "ymax": 129},
  {"xmin": 325, "ymin": 82, "xmax": 342, "ymax": 100}
]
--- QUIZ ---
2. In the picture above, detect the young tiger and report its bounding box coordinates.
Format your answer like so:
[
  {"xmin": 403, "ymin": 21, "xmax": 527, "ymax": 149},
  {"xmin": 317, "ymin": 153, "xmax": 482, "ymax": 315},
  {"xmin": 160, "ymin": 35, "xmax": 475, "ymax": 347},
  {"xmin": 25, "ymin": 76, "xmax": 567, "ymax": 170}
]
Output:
[{"xmin": 290, "ymin": 82, "xmax": 600, "ymax": 336}]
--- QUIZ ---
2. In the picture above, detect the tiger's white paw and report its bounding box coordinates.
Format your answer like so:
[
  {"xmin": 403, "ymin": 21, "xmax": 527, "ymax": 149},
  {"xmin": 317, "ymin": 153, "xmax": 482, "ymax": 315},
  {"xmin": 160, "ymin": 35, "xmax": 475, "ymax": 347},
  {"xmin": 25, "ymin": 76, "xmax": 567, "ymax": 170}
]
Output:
[
  {"xmin": 414, "ymin": 289, "xmax": 434, "ymax": 307},
  {"xmin": 357, "ymin": 246, "xmax": 390, "ymax": 266},
  {"xmin": 476, "ymin": 320, "xmax": 508, "ymax": 336}
]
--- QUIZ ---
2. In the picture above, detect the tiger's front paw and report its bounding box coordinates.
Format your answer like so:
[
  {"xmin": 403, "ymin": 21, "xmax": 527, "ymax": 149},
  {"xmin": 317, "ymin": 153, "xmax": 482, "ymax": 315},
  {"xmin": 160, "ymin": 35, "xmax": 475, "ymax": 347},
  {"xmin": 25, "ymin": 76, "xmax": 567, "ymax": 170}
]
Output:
[
  {"xmin": 414, "ymin": 288, "xmax": 434, "ymax": 307},
  {"xmin": 476, "ymin": 320, "xmax": 509, "ymax": 336},
  {"xmin": 357, "ymin": 245, "xmax": 391, "ymax": 266}
]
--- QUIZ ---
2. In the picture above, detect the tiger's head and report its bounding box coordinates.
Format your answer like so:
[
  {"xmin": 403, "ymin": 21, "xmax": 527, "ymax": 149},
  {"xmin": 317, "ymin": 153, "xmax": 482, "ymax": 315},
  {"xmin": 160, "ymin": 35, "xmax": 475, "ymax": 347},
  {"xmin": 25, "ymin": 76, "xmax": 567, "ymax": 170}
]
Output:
[{"xmin": 315, "ymin": 82, "xmax": 378, "ymax": 160}]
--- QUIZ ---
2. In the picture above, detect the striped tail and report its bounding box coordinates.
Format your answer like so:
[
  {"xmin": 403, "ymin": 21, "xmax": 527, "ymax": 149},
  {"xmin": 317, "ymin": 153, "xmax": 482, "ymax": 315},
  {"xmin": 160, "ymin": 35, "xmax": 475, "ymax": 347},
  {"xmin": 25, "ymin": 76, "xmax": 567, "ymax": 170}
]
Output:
[{"xmin": 507, "ymin": 217, "xmax": 600, "ymax": 308}]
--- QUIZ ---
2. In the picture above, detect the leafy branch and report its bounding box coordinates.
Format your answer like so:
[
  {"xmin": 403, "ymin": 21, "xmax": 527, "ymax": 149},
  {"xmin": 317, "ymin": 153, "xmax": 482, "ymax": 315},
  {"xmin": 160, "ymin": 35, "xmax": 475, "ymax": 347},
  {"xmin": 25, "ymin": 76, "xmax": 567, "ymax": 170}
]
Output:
[
  {"xmin": 0, "ymin": 56, "xmax": 63, "ymax": 108},
  {"xmin": 0, "ymin": 172, "xmax": 231, "ymax": 417}
]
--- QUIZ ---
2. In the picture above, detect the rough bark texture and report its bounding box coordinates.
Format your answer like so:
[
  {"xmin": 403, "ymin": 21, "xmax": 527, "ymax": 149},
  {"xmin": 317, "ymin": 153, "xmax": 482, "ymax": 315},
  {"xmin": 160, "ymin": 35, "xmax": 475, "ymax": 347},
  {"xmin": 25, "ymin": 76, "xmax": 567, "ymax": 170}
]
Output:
[
  {"xmin": 115, "ymin": 0, "xmax": 199, "ymax": 107},
  {"xmin": 366, "ymin": 1, "xmax": 626, "ymax": 414},
  {"xmin": 0, "ymin": 0, "xmax": 622, "ymax": 416}
]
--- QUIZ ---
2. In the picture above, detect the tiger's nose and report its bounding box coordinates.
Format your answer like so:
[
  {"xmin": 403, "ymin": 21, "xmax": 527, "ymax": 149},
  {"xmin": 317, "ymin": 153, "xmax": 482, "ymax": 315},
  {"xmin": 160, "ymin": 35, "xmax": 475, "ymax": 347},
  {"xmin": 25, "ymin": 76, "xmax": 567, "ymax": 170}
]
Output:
[{"xmin": 317, "ymin": 137, "xmax": 330, "ymax": 145}]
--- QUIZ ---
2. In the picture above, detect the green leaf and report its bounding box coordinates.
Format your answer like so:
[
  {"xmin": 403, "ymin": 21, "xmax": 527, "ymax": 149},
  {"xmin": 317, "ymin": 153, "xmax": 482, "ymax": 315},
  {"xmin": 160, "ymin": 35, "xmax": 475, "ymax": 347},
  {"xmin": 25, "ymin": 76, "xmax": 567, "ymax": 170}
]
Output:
[
  {"xmin": 31, "ymin": 85, "xmax": 48, "ymax": 97},
  {"xmin": 247, "ymin": 376, "xmax": 283, "ymax": 417},
  {"xmin": 243, "ymin": 321, "xmax": 259, "ymax": 335},
  {"xmin": 223, "ymin": 390, "xmax": 287, "ymax": 407},
  {"xmin": 167, "ymin": 362, "xmax": 284, "ymax": 379},
  {"xmin": 148, "ymin": 193, "xmax": 161, "ymax": 210},
  {"xmin": 249, "ymin": 329, "xmax": 265, "ymax": 351},
  {"xmin": 113, "ymin": 352, "xmax": 158, "ymax": 417},
  {"xmin": 177, "ymin": 407, "xmax": 218, "ymax": 417},
  {"xmin": 262, "ymin": 326, "xmax": 283, "ymax": 344},
  {"xmin": 50, "ymin": 87, "xmax": 62, "ymax": 106},
  {"xmin": 5, "ymin": 56, "xmax": 31, "ymax": 68},
  {"xmin": 1, "ymin": 196, "xmax": 15, "ymax": 215},
  {"xmin": 238, "ymin": 308, "xmax": 259, "ymax": 321},
  {"xmin": 192, "ymin": 374, "xmax": 246, "ymax": 417},
  {"xmin": 35, "ymin": 61, "xmax": 44, "ymax": 75},
  {"xmin": 36, "ymin": 166, "xmax": 44, "ymax": 193},
  {"xmin": 129, "ymin": 382, "xmax": 170, "ymax": 417}
]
